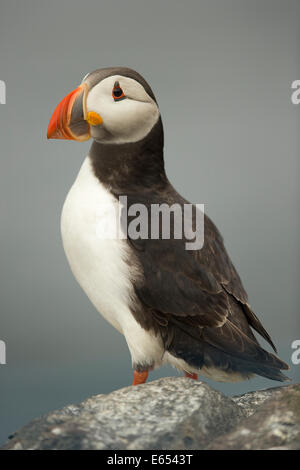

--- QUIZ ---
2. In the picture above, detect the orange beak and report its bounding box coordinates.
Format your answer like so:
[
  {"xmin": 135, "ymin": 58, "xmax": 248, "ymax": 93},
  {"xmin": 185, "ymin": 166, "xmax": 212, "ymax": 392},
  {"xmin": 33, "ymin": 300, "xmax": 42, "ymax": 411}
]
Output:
[{"xmin": 47, "ymin": 83, "xmax": 90, "ymax": 141}]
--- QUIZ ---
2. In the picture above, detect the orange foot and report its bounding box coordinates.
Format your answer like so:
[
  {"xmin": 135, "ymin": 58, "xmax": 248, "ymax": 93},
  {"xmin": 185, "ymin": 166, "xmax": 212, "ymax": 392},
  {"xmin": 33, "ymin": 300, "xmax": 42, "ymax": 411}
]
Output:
[
  {"xmin": 184, "ymin": 372, "xmax": 198, "ymax": 380},
  {"xmin": 132, "ymin": 370, "xmax": 149, "ymax": 386}
]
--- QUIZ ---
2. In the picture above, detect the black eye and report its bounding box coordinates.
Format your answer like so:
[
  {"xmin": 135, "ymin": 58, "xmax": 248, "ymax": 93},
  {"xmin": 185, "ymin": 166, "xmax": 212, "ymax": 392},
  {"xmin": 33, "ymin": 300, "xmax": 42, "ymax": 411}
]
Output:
[
  {"xmin": 112, "ymin": 81, "xmax": 126, "ymax": 101},
  {"xmin": 113, "ymin": 88, "xmax": 123, "ymax": 98}
]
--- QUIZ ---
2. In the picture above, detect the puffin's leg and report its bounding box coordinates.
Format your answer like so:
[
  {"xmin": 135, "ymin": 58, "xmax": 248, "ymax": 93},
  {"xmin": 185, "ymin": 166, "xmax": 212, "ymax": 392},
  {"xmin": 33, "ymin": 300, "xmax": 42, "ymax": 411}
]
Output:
[
  {"xmin": 184, "ymin": 372, "xmax": 198, "ymax": 380},
  {"xmin": 132, "ymin": 370, "xmax": 149, "ymax": 385}
]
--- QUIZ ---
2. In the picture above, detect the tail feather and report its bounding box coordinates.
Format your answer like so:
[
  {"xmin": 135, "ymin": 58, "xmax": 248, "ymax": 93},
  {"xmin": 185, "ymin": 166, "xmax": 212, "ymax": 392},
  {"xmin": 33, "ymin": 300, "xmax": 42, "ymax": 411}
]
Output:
[
  {"xmin": 167, "ymin": 315, "xmax": 290, "ymax": 383},
  {"xmin": 242, "ymin": 303, "xmax": 277, "ymax": 353}
]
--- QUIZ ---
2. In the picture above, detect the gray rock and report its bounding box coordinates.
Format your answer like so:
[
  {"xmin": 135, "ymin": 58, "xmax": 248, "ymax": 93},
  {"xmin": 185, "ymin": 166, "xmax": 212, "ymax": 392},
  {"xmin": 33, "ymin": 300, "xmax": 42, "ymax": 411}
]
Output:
[
  {"xmin": 208, "ymin": 384, "xmax": 300, "ymax": 450},
  {"xmin": 1, "ymin": 377, "xmax": 245, "ymax": 450},
  {"xmin": 2, "ymin": 378, "xmax": 299, "ymax": 450},
  {"xmin": 232, "ymin": 386, "xmax": 286, "ymax": 417}
]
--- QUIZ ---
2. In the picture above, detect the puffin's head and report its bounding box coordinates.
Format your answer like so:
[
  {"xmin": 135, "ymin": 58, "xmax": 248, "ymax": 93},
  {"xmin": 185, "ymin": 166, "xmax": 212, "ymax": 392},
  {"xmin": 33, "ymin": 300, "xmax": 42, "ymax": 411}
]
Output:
[{"xmin": 47, "ymin": 67, "xmax": 160, "ymax": 145}]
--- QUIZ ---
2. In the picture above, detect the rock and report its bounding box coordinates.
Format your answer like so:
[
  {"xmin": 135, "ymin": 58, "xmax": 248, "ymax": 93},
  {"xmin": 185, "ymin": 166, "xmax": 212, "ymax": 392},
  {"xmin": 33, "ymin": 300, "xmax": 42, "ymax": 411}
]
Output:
[
  {"xmin": 208, "ymin": 384, "xmax": 300, "ymax": 450},
  {"xmin": 231, "ymin": 386, "xmax": 288, "ymax": 417},
  {"xmin": 1, "ymin": 377, "xmax": 244, "ymax": 450},
  {"xmin": 2, "ymin": 378, "xmax": 299, "ymax": 450}
]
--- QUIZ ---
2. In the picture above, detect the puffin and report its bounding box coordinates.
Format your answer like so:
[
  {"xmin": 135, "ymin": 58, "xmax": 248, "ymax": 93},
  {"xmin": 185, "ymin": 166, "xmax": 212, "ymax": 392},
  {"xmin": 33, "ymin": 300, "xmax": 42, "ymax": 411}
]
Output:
[{"xmin": 47, "ymin": 67, "xmax": 289, "ymax": 386}]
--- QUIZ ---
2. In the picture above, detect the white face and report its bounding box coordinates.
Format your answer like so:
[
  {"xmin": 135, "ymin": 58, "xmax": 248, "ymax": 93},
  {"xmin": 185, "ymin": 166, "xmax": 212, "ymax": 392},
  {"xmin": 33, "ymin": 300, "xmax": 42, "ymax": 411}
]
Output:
[{"xmin": 85, "ymin": 75, "xmax": 160, "ymax": 144}]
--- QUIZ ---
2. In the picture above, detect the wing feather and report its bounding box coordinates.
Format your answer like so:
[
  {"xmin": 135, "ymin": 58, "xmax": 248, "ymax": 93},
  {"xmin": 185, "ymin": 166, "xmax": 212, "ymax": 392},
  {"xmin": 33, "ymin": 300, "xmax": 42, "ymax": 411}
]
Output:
[{"xmin": 126, "ymin": 188, "xmax": 286, "ymax": 373}]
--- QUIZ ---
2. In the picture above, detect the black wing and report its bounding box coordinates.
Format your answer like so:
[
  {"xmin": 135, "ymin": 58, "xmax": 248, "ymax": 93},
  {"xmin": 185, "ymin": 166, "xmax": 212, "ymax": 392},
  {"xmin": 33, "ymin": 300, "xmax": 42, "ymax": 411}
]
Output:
[{"xmin": 126, "ymin": 187, "xmax": 289, "ymax": 380}]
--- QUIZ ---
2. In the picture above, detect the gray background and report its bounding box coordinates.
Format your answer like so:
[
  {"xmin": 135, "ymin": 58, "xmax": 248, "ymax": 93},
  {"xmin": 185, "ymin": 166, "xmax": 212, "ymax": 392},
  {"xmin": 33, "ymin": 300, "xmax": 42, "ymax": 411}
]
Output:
[{"xmin": 0, "ymin": 0, "xmax": 299, "ymax": 446}]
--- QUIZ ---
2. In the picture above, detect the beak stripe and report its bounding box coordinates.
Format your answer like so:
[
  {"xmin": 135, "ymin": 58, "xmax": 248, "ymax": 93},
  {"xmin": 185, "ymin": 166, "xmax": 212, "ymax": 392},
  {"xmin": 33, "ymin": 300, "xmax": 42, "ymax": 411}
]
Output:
[{"xmin": 47, "ymin": 84, "xmax": 90, "ymax": 141}]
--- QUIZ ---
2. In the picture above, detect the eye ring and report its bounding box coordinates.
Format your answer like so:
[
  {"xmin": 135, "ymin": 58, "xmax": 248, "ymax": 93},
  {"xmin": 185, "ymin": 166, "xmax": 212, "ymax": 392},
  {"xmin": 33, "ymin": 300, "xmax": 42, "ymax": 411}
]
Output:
[{"xmin": 112, "ymin": 81, "xmax": 126, "ymax": 101}]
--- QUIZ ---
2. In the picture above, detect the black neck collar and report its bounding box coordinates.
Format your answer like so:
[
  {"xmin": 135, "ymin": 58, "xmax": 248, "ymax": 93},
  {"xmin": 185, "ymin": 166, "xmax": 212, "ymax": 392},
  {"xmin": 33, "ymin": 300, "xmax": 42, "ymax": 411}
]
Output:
[{"xmin": 89, "ymin": 118, "xmax": 167, "ymax": 196}]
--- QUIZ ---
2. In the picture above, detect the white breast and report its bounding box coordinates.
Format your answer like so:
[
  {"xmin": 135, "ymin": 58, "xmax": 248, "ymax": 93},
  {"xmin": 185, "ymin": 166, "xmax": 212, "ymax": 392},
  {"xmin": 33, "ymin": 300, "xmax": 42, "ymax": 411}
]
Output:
[{"xmin": 61, "ymin": 157, "xmax": 164, "ymax": 368}]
